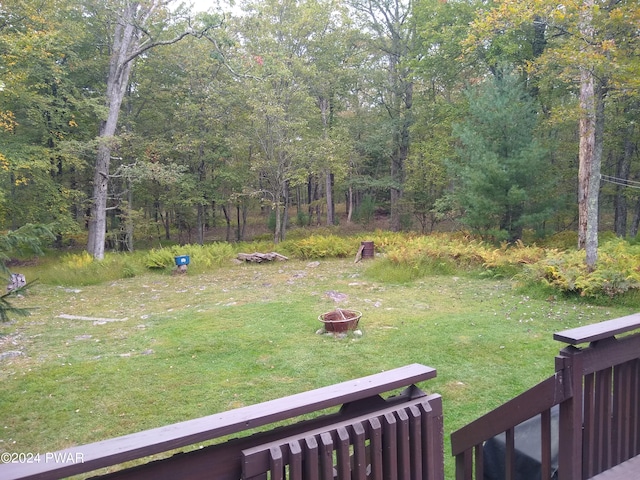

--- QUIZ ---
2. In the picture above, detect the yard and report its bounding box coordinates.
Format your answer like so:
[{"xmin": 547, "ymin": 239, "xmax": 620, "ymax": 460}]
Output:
[{"xmin": 0, "ymin": 256, "xmax": 635, "ymax": 476}]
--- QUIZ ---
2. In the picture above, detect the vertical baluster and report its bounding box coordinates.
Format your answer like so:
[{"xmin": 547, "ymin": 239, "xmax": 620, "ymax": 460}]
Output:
[
  {"xmin": 319, "ymin": 432, "xmax": 334, "ymax": 480},
  {"xmin": 304, "ymin": 436, "xmax": 320, "ymax": 480},
  {"xmin": 335, "ymin": 426, "xmax": 351, "ymax": 480},
  {"xmin": 352, "ymin": 422, "xmax": 368, "ymax": 480},
  {"xmin": 583, "ymin": 373, "xmax": 596, "ymax": 478},
  {"xmin": 541, "ymin": 409, "xmax": 552, "ymax": 480},
  {"xmin": 396, "ymin": 408, "xmax": 411, "ymax": 480},
  {"xmin": 288, "ymin": 441, "xmax": 302, "ymax": 480},
  {"xmin": 384, "ymin": 412, "xmax": 399, "ymax": 480},
  {"xmin": 269, "ymin": 446, "xmax": 284, "ymax": 480},
  {"xmin": 408, "ymin": 404, "xmax": 423, "ymax": 480},
  {"xmin": 369, "ymin": 417, "xmax": 384, "ymax": 480},
  {"xmin": 504, "ymin": 427, "xmax": 515, "ymax": 480}
]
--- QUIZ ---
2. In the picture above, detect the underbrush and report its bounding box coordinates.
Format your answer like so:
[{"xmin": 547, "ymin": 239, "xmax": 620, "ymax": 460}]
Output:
[
  {"xmin": 518, "ymin": 239, "xmax": 640, "ymax": 300},
  {"xmin": 13, "ymin": 232, "xmax": 640, "ymax": 304}
]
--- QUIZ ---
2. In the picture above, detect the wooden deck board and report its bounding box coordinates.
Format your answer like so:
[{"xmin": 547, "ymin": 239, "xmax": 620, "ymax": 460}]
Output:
[{"xmin": 588, "ymin": 454, "xmax": 640, "ymax": 479}]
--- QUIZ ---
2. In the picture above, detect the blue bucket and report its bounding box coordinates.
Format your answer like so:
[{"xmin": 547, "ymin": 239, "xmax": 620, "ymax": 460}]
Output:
[{"xmin": 174, "ymin": 255, "xmax": 190, "ymax": 266}]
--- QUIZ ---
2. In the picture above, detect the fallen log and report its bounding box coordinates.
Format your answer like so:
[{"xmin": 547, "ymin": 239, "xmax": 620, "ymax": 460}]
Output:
[{"xmin": 237, "ymin": 252, "xmax": 289, "ymax": 263}]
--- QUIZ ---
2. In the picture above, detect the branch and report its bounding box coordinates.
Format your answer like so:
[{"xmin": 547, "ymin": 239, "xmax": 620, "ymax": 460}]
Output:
[{"xmin": 202, "ymin": 34, "xmax": 264, "ymax": 81}]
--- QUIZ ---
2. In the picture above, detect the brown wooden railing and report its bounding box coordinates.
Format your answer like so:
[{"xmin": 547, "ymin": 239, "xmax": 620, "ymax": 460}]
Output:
[
  {"xmin": 0, "ymin": 363, "xmax": 443, "ymax": 480},
  {"xmin": 451, "ymin": 313, "xmax": 640, "ymax": 480}
]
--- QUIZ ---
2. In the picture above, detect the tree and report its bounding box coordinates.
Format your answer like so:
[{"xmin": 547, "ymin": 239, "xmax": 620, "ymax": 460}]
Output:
[
  {"xmin": 0, "ymin": 223, "xmax": 54, "ymax": 322},
  {"xmin": 466, "ymin": 0, "xmax": 640, "ymax": 268},
  {"xmin": 86, "ymin": 1, "xmax": 222, "ymax": 259},
  {"xmin": 0, "ymin": 0, "xmax": 91, "ymax": 237},
  {"xmin": 239, "ymin": 0, "xmax": 319, "ymax": 243},
  {"xmin": 410, "ymin": 0, "xmax": 480, "ymax": 232},
  {"xmin": 452, "ymin": 72, "xmax": 555, "ymax": 242},
  {"xmin": 349, "ymin": 0, "xmax": 415, "ymax": 231}
]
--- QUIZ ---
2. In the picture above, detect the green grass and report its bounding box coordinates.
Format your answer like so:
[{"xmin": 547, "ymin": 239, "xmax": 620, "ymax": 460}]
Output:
[{"xmin": 0, "ymin": 256, "xmax": 635, "ymax": 478}]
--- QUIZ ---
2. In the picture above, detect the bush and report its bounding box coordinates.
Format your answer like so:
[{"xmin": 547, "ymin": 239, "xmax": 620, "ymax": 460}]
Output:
[
  {"xmin": 519, "ymin": 239, "xmax": 640, "ymax": 299},
  {"xmin": 143, "ymin": 243, "xmax": 236, "ymax": 272},
  {"xmin": 287, "ymin": 235, "xmax": 358, "ymax": 259}
]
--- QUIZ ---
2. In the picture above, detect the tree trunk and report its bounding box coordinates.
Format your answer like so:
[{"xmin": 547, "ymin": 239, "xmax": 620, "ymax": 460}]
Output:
[
  {"xmin": 631, "ymin": 196, "xmax": 640, "ymax": 237},
  {"xmin": 577, "ymin": 0, "xmax": 599, "ymax": 271},
  {"xmin": 318, "ymin": 96, "xmax": 335, "ymax": 226},
  {"xmin": 221, "ymin": 204, "xmax": 231, "ymax": 242},
  {"xmin": 614, "ymin": 123, "xmax": 636, "ymax": 237},
  {"xmin": 196, "ymin": 204, "xmax": 205, "ymax": 245},
  {"xmin": 87, "ymin": 3, "xmax": 140, "ymax": 260},
  {"xmin": 325, "ymin": 171, "xmax": 334, "ymax": 226}
]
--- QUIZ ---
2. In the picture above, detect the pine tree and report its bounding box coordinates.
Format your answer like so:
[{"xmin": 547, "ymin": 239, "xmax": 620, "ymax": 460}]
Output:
[{"xmin": 453, "ymin": 72, "xmax": 555, "ymax": 242}]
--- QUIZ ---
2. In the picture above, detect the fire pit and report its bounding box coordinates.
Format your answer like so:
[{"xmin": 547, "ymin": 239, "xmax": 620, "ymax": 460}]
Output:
[{"xmin": 318, "ymin": 309, "xmax": 362, "ymax": 333}]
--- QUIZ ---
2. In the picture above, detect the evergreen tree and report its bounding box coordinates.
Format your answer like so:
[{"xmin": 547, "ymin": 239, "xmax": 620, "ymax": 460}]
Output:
[{"xmin": 452, "ymin": 72, "xmax": 555, "ymax": 242}]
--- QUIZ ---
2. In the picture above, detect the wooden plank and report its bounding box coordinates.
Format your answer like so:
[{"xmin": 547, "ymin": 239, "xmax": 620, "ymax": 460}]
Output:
[
  {"xmin": 583, "ymin": 372, "xmax": 597, "ymax": 478},
  {"xmin": 554, "ymin": 313, "xmax": 640, "ymax": 345},
  {"xmin": 588, "ymin": 454, "xmax": 640, "ymax": 479},
  {"xmin": 0, "ymin": 364, "xmax": 435, "ymax": 480},
  {"xmin": 288, "ymin": 441, "xmax": 302, "ymax": 480},
  {"xmin": 540, "ymin": 409, "xmax": 552, "ymax": 480},
  {"xmin": 504, "ymin": 427, "xmax": 515, "ymax": 480},
  {"xmin": 454, "ymin": 449, "xmax": 472, "ymax": 480},
  {"xmin": 577, "ymin": 333, "xmax": 640, "ymax": 376},
  {"xmin": 269, "ymin": 446, "xmax": 284, "ymax": 480},
  {"xmin": 369, "ymin": 417, "xmax": 383, "ymax": 480},
  {"xmin": 319, "ymin": 433, "xmax": 333, "ymax": 480},
  {"xmin": 303, "ymin": 436, "xmax": 319, "ymax": 480},
  {"xmin": 396, "ymin": 408, "xmax": 410, "ymax": 480},
  {"xmin": 422, "ymin": 396, "xmax": 444, "ymax": 480},
  {"xmin": 351, "ymin": 422, "xmax": 367, "ymax": 480},
  {"xmin": 383, "ymin": 412, "xmax": 398, "ymax": 480},
  {"xmin": 451, "ymin": 374, "xmax": 567, "ymax": 456},
  {"xmin": 408, "ymin": 405, "xmax": 423, "ymax": 480},
  {"xmin": 335, "ymin": 426, "xmax": 350, "ymax": 480}
]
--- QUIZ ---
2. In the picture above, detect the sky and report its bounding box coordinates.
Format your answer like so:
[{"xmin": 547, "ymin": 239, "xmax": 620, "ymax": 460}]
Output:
[{"xmin": 184, "ymin": 0, "xmax": 239, "ymax": 14}]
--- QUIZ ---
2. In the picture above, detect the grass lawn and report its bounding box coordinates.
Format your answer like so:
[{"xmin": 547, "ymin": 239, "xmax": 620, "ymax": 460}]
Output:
[{"xmin": 0, "ymin": 256, "xmax": 635, "ymax": 477}]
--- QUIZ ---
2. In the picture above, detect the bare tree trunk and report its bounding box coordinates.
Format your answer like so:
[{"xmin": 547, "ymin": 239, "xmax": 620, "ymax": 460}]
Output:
[
  {"xmin": 318, "ymin": 96, "xmax": 335, "ymax": 226},
  {"xmin": 614, "ymin": 123, "xmax": 636, "ymax": 236},
  {"xmin": 577, "ymin": 0, "xmax": 599, "ymax": 271},
  {"xmin": 196, "ymin": 204, "xmax": 205, "ymax": 245},
  {"xmin": 87, "ymin": 3, "xmax": 140, "ymax": 260},
  {"xmin": 632, "ymin": 197, "xmax": 640, "ymax": 237},
  {"xmin": 325, "ymin": 171, "xmax": 334, "ymax": 225}
]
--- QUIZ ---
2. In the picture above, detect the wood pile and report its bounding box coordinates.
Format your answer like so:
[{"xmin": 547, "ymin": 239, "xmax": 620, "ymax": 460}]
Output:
[{"xmin": 237, "ymin": 252, "xmax": 289, "ymax": 263}]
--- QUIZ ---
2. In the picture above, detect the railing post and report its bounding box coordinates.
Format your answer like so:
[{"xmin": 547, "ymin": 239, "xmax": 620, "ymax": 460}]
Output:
[{"xmin": 556, "ymin": 346, "xmax": 583, "ymax": 480}]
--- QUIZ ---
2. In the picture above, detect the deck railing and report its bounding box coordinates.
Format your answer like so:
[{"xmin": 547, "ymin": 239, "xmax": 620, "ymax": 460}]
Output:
[
  {"xmin": 451, "ymin": 313, "xmax": 640, "ymax": 480},
  {"xmin": 0, "ymin": 363, "xmax": 444, "ymax": 480}
]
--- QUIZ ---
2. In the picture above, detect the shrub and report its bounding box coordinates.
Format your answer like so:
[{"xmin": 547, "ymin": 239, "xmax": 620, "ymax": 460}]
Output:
[
  {"xmin": 144, "ymin": 243, "xmax": 236, "ymax": 271},
  {"xmin": 519, "ymin": 239, "xmax": 640, "ymax": 299},
  {"xmin": 287, "ymin": 235, "xmax": 358, "ymax": 259}
]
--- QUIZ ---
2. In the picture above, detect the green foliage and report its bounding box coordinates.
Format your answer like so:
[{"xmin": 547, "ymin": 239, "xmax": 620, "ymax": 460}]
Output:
[
  {"xmin": 380, "ymin": 233, "xmax": 546, "ymax": 276},
  {"xmin": 143, "ymin": 243, "xmax": 236, "ymax": 272},
  {"xmin": 353, "ymin": 195, "xmax": 376, "ymax": 225},
  {"xmin": 286, "ymin": 235, "xmax": 359, "ymax": 259},
  {"xmin": 296, "ymin": 211, "xmax": 311, "ymax": 227},
  {"xmin": 0, "ymin": 223, "xmax": 55, "ymax": 271},
  {"xmin": 519, "ymin": 239, "xmax": 640, "ymax": 299},
  {"xmin": 0, "ymin": 287, "xmax": 31, "ymax": 322},
  {"xmin": 144, "ymin": 248, "xmax": 176, "ymax": 270},
  {"xmin": 452, "ymin": 72, "xmax": 557, "ymax": 243}
]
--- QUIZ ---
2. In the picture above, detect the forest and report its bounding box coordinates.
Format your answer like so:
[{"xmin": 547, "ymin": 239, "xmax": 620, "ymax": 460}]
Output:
[{"xmin": 1, "ymin": 0, "xmax": 639, "ymax": 264}]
